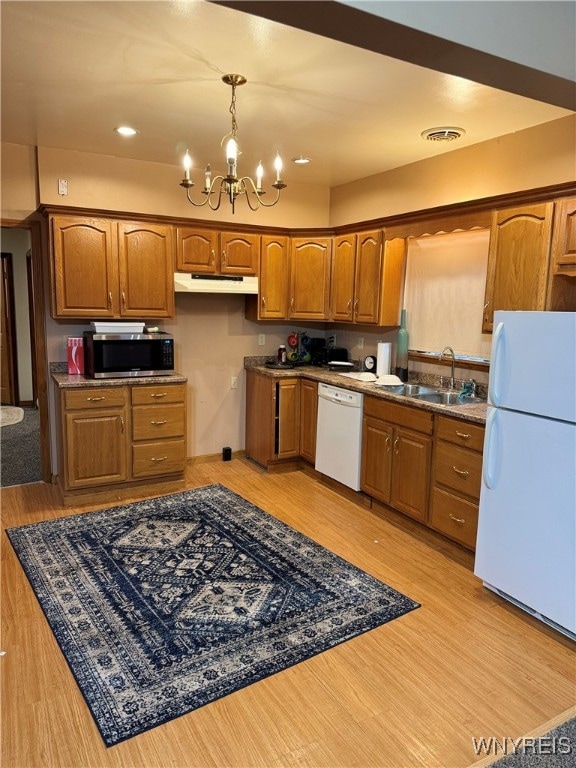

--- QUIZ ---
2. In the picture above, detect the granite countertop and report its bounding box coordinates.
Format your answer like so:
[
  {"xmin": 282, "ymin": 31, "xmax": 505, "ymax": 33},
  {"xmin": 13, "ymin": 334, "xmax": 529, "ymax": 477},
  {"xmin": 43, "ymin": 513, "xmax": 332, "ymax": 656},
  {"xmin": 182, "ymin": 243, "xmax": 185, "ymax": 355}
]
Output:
[
  {"xmin": 51, "ymin": 371, "xmax": 188, "ymax": 388},
  {"xmin": 244, "ymin": 359, "xmax": 487, "ymax": 425}
]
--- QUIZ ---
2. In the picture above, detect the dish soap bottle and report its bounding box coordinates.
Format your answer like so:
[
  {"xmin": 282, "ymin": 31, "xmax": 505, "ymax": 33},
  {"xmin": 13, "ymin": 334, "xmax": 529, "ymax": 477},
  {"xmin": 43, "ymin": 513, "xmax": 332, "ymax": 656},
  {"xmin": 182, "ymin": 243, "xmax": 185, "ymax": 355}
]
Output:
[{"xmin": 395, "ymin": 309, "xmax": 409, "ymax": 382}]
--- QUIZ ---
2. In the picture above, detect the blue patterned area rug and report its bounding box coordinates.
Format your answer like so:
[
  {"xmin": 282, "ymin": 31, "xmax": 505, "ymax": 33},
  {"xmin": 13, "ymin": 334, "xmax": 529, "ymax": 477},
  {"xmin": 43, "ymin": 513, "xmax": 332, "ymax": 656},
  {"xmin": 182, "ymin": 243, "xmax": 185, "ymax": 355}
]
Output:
[{"xmin": 7, "ymin": 484, "xmax": 419, "ymax": 746}]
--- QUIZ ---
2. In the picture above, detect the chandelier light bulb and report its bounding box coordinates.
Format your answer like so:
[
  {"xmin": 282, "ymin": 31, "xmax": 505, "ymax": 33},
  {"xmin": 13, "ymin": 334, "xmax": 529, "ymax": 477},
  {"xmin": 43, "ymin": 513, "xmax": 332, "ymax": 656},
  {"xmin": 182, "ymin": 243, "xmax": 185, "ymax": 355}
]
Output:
[
  {"xmin": 256, "ymin": 161, "xmax": 264, "ymax": 191},
  {"xmin": 183, "ymin": 150, "xmax": 192, "ymax": 181},
  {"xmin": 274, "ymin": 152, "xmax": 283, "ymax": 182}
]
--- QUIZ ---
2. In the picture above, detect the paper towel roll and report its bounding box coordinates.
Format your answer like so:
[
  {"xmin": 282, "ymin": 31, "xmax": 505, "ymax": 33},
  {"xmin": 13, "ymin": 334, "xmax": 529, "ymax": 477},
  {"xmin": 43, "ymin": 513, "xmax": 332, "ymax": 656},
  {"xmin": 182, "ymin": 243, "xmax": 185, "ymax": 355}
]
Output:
[{"xmin": 376, "ymin": 342, "xmax": 391, "ymax": 378}]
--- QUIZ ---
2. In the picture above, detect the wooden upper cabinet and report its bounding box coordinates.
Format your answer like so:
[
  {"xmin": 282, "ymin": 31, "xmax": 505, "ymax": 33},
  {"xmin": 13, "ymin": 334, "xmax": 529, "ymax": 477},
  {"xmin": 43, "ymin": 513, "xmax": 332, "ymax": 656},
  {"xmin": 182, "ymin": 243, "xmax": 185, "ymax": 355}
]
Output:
[
  {"xmin": 378, "ymin": 237, "xmax": 406, "ymax": 326},
  {"xmin": 552, "ymin": 197, "xmax": 576, "ymax": 275},
  {"xmin": 176, "ymin": 227, "xmax": 259, "ymax": 275},
  {"xmin": 51, "ymin": 216, "xmax": 174, "ymax": 319},
  {"xmin": 51, "ymin": 216, "xmax": 118, "ymax": 317},
  {"xmin": 482, "ymin": 202, "xmax": 554, "ymax": 333},
  {"xmin": 117, "ymin": 222, "xmax": 174, "ymax": 317},
  {"xmin": 176, "ymin": 227, "xmax": 218, "ymax": 273},
  {"xmin": 331, "ymin": 231, "xmax": 382, "ymax": 324},
  {"xmin": 259, "ymin": 235, "xmax": 289, "ymax": 319},
  {"xmin": 354, "ymin": 230, "xmax": 382, "ymax": 324},
  {"xmin": 331, "ymin": 234, "xmax": 357, "ymax": 321},
  {"xmin": 220, "ymin": 232, "xmax": 259, "ymax": 275},
  {"xmin": 289, "ymin": 237, "xmax": 332, "ymax": 320}
]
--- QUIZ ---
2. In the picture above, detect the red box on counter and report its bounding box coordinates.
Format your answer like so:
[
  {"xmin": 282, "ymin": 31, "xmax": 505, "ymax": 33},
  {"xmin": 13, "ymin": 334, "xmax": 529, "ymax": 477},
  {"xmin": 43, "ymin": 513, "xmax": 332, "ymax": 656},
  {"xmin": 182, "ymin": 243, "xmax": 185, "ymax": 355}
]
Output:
[{"xmin": 67, "ymin": 337, "xmax": 84, "ymax": 375}]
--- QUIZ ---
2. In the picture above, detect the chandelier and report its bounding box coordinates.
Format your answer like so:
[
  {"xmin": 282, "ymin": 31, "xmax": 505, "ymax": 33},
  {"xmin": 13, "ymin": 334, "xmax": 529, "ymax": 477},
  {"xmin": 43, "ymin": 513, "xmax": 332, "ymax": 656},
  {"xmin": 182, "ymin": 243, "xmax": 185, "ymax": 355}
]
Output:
[{"xmin": 179, "ymin": 74, "xmax": 286, "ymax": 213}]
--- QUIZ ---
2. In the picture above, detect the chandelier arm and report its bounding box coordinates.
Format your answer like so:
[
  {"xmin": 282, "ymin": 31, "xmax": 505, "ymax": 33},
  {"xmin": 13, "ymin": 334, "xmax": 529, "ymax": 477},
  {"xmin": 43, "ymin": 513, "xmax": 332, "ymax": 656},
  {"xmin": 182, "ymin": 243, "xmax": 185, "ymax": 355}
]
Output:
[
  {"xmin": 238, "ymin": 176, "xmax": 282, "ymax": 208},
  {"xmin": 185, "ymin": 187, "xmax": 210, "ymax": 207}
]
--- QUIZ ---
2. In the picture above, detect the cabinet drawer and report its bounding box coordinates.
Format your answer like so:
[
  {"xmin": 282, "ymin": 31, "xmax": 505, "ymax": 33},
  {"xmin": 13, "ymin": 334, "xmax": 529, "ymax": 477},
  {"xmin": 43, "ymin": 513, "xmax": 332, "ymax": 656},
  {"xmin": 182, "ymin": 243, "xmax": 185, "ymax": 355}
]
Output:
[
  {"xmin": 132, "ymin": 383, "xmax": 186, "ymax": 405},
  {"xmin": 434, "ymin": 440, "xmax": 482, "ymax": 499},
  {"xmin": 132, "ymin": 439, "xmax": 186, "ymax": 478},
  {"xmin": 363, "ymin": 396, "xmax": 433, "ymax": 434},
  {"xmin": 132, "ymin": 404, "xmax": 185, "ymax": 440},
  {"xmin": 429, "ymin": 487, "xmax": 479, "ymax": 550},
  {"xmin": 64, "ymin": 387, "xmax": 128, "ymax": 410},
  {"xmin": 436, "ymin": 415, "xmax": 485, "ymax": 452}
]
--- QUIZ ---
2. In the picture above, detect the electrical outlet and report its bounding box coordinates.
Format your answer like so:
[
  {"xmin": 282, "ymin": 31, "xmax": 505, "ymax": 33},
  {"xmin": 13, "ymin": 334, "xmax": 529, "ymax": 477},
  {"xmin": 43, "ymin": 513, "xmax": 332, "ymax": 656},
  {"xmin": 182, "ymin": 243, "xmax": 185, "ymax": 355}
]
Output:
[
  {"xmin": 58, "ymin": 178, "xmax": 68, "ymax": 196},
  {"xmin": 358, "ymin": 337, "xmax": 364, "ymax": 349},
  {"xmin": 258, "ymin": 334, "xmax": 266, "ymax": 346},
  {"xmin": 230, "ymin": 376, "xmax": 238, "ymax": 389}
]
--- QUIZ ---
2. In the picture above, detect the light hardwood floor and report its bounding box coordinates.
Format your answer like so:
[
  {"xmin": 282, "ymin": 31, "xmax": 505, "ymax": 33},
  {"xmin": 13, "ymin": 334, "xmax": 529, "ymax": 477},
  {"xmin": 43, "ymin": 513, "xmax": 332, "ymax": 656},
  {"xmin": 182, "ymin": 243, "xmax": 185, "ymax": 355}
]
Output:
[{"xmin": 2, "ymin": 459, "xmax": 575, "ymax": 768}]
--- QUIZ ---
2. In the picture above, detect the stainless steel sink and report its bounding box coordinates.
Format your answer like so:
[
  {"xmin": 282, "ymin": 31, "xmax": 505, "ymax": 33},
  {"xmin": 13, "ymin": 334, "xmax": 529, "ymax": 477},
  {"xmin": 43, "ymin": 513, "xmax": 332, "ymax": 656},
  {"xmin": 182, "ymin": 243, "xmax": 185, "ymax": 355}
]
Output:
[
  {"xmin": 374, "ymin": 383, "xmax": 438, "ymax": 396},
  {"xmin": 413, "ymin": 391, "xmax": 483, "ymax": 405}
]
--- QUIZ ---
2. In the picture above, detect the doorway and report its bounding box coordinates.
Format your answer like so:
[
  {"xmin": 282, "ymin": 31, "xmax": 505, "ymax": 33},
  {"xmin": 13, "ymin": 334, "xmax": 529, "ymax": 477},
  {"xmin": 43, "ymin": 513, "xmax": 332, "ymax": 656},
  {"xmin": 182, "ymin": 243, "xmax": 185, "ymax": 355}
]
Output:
[
  {"xmin": 0, "ymin": 223, "xmax": 51, "ymax": 483},
  {"xmin": 1, "ymin": 252, "xmax": 18, "ymax": 404}
]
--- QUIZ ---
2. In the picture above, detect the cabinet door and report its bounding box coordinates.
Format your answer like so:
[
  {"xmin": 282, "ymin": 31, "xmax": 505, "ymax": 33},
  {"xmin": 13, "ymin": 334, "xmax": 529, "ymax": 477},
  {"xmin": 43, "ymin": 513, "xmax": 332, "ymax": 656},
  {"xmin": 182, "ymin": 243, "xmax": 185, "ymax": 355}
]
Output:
[
  {"xmin": 259, "ymin": 236, "xmax": 289, "ymax": 319},
  {"xmin": 245, "ymin": 370, "xmax": 275, "ymax": 466},
  {"xmin": 64, "ymin": 408, "xmax": 128, "ymax": 489},
  {"xmin": 289, "ymin": 238, "xmax": 332, "ymax": 320},
  {"xmin": 277, "ymin": 379, "xmax": 300, "ymax": 459},
  {"xmin": 221, "ymin": 232, "xmax": 259, "ymax": 275},
  {"xmin": 483, "ymin": 202, "xmax": 554, "ymax": 333},
  {"xmin": 391, "ymin": 427, "xmax": 431, "ymax": 522},
  {"xmin": 118, "ymin": 222, "xmax": 175, "ymax": 317},
  {"xmin": 361, "ymin": 416, "xmax": 393, "ymax": 504},
  {"xmin": 354, "ymin": 230, "xmax": 382, "ymax": 324},
  {"xmin": 176, "ymin": 227, "xmax": 218, "ymax": 273},
  {"xmin": 378, "ymin": 237, "xmax": 406, "ymax": 326},
  {"xmin": 552, "ymin": 197, "xmax": 576, "ymax": 275},
  {"xmin": 299, "ymin": 378, "xmax": 318, "ymax": 463},
  {"xmin": 51, "ymin": 216, "xmax": 118, "ymax": 317},
  {"xmin": 331, "ymin": 234, "xmax": 356, "ymax": 322}
]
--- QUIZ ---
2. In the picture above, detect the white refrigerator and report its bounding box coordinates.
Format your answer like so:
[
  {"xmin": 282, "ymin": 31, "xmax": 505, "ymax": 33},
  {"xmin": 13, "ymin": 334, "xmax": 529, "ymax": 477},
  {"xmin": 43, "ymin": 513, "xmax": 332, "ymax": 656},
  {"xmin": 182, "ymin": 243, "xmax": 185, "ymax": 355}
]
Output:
[{"xmin": 474, "ymin": 311, "xmax": 576, "ymax": 639}]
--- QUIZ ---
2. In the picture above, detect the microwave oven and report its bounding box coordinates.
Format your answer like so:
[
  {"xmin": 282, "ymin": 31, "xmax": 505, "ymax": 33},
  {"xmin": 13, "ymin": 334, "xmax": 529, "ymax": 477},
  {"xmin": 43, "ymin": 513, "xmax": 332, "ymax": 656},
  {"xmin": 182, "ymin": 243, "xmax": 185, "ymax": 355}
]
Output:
[{"xmin": 83, "ymin": 332, "xmax": 174, "ymax": 378}]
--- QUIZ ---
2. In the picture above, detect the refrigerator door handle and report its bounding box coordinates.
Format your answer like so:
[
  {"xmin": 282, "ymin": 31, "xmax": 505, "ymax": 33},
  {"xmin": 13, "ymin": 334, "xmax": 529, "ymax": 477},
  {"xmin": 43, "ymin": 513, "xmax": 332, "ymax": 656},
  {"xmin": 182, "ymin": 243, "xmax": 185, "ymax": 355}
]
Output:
[
  {"xmin": 489, "ymin": 321, "xmax": 505, "ymax": 406},
  {"xmin": 482, "ymin": 407, "xmax": 500, "ymax": 490}
]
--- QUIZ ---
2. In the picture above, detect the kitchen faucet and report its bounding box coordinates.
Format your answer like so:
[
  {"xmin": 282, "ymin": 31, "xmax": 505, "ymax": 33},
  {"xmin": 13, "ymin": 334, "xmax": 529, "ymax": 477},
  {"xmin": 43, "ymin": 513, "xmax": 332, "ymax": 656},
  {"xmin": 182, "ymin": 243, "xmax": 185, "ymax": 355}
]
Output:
[{"xmin": 439, "ymin": 346, "xmax": 456, "ymax": 390}]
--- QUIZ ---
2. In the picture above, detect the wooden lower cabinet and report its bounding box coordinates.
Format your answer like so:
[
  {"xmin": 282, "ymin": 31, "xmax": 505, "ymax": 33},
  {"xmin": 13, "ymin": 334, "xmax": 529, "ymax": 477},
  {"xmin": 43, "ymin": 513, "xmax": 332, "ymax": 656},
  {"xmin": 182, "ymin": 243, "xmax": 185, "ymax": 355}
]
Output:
[
  {"xmin": 429, "ymin": 415, "xmax": 485, "ymax": 550},
  {"xmin": 245, "ymin": 370, "xmax": 303, "ymax": 469},
  {"xmin": 361, "ymin": 397, "xmax": 433, "ymax": 522},
  {"xmin": 57, "ymin": 381, "xmax": 186, "ymax": 502},
  {"xmin": 62, "ymin": 387, "xmax": 129, "ymax": 489},
  {"xmin": 299, "ymin": 378, "xmax": 318, "ymax": 463},
  {"xmin": 131, "ymin": 383, "xmax": 187, "ymax": 478}
]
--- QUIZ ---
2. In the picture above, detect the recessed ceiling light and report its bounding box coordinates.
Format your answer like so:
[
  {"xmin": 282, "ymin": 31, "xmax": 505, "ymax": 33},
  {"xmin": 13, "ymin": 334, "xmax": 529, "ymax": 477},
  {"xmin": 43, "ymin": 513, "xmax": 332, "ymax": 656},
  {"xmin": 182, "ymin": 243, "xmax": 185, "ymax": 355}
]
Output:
[
  {"xmin": 114, "ymin": 126, "xmax": 139, "ymax": 137},
  {"xmin": 421, "ymin": 127, "xmax": 465, "ymax": 142},
  {"xmin": 291, "ymin": 156, "xmax": 311, "ymax": 164}
]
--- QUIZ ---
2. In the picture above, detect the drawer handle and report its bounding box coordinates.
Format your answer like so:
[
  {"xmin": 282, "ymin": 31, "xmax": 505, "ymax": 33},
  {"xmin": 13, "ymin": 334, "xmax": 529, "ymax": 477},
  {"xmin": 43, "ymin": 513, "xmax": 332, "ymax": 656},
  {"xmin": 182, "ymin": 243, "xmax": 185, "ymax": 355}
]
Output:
[
  {"xmin": 150, "ymin": 420, "xmax": 167, "ymax": 425},
  {"xmin": 455, "ymin": 431, "xmax": 471, "ymax": 440},
  {"xmin": 393, "ymin": 437, "xmax": 399, "ymax": 455},
  {"xmin": 108, "ymin": 291, "xmax": 113, "ymax": 310},
  {"xmin": 385, "ymin": 434, "xmax": 391, "ymax": 452},
  {"xmin": 452, "ymin": 465, "xmax": 469, "ymax": 477},
  {"xmin": 150, "ymin": 456, "xmax": 168, "ymax": 462},
  {"xmin": 150, "ymin": 393, "xmax": 167, "ymax": 398},
  {"xmin": 449, "ymin": 513, "xmax": 466, "ymax": 524},
  {"xmin": 87, "ymin": 396, "xmax": 106, "ymax": 401}
]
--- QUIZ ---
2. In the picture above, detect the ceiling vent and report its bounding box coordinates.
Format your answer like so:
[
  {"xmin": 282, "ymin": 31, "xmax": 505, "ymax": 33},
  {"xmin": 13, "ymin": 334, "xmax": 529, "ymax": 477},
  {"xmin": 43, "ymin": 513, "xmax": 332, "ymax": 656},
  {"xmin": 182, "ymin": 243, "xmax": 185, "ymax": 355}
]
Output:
[{"xmin": 421, "ymin": 127, "xmax": 466, "ymax": 142}]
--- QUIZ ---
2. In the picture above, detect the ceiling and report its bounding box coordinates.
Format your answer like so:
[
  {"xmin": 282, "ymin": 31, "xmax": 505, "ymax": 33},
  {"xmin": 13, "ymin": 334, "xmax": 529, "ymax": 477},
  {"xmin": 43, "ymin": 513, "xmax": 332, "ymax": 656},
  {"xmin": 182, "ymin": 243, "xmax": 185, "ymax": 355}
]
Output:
[{"xmin": 1, "ymin": 0, "xmax": 572, "ymax": 189}]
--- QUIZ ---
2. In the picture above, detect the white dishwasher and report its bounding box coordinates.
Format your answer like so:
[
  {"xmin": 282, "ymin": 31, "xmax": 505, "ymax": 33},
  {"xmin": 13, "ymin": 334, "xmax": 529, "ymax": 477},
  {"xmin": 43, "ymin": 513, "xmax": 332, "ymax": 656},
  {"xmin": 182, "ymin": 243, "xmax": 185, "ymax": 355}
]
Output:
[{"xmin": 315, "ymin": 382, "xmax": 364, "ymax": 491}]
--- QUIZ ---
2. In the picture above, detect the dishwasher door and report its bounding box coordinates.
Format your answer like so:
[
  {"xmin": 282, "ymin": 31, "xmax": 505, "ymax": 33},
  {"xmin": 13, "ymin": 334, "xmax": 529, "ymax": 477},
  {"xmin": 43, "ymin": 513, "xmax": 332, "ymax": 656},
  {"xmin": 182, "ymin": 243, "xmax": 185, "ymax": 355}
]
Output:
[{"xmin": 315, "ymin": 383, "xmax": 364, "ymax": 491}]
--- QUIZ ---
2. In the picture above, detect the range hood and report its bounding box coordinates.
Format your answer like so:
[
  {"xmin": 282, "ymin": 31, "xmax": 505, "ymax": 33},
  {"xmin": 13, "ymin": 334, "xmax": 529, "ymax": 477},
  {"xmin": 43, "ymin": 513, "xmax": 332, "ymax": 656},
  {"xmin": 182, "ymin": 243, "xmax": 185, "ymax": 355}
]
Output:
[{"xmin": 174, "ymin": 273, "xmax": 258, "ymax": 294}]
